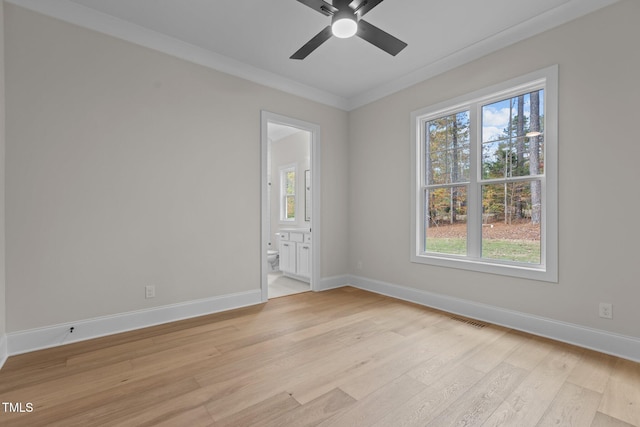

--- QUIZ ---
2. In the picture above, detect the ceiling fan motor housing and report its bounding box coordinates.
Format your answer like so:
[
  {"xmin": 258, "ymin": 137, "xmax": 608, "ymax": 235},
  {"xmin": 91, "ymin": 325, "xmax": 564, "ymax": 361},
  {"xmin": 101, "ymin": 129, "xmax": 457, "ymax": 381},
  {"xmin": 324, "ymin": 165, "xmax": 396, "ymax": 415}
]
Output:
[{"xmin": 331, "ymin": 3, "xmax": 358, "ymax": 38}]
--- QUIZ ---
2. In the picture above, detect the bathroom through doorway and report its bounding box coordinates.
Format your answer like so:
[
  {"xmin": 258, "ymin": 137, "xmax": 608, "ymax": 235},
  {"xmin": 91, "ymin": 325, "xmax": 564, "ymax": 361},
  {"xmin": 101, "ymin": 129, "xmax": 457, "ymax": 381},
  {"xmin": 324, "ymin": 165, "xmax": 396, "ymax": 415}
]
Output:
[{"xmin": 261, "ymin": 112, "xmax": 320, "ymax": 301}]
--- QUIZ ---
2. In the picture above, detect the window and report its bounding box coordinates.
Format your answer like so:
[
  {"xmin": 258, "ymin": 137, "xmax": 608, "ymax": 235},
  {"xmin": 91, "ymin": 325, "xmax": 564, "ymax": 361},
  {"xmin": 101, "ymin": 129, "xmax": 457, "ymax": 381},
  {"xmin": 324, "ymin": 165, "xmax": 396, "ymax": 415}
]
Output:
[
  {"xmin": 280, "ymin": 165, "xmax": 296, "ymax": 222},
  {"xmin": 411, "ymin": 66, "xmax": 558, "ymax": 281}
]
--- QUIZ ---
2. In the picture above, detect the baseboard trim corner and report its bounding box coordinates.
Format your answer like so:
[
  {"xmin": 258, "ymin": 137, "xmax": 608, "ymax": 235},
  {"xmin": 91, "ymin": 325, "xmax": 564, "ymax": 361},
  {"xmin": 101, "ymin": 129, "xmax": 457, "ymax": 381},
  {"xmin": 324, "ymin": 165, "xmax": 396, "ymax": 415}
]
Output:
[
  {"xmin": 7, "ymin": 289, "xmax": 263, "ymax": 356},
  {"xmin": 317, "ymin": 275, "xmax": 351, "ymax": 292},
  {"xmin": 0, "ymin": 334, "xmax": 8, "ymax": 369},
  {"xmin": 346, "ymin": 274, "xmax": 640, "ymax": 363}
]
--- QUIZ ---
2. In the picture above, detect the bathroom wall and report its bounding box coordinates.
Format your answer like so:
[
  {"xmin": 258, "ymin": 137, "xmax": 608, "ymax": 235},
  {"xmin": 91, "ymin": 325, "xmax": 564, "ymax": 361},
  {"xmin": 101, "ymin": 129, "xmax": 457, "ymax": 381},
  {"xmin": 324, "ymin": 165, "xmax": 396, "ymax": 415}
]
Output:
[{"xmin": 269, "ymin": 130, "xmax": 311, "ymax": 252}]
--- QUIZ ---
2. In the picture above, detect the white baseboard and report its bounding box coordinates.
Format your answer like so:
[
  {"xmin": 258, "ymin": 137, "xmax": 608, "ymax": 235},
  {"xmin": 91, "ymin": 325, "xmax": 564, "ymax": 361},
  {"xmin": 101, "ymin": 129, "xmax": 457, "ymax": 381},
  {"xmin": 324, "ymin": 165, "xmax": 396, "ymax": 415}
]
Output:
[
  {"xmin": 6, "ymin": 276, "xmax": 640, "ymax": 364},
  {"xmin": 317, "ymin": 275, "xmax": 351, "ymax": 291},
  {"xmin": 345, "ymin": 275, "xmax": 640, "ymax": 363},
  {"xmin": 0, "ymin": 334, "xmax": 8, "ymax": 369},
  {"xmin": 7, "ymin": 290, "xmax": 262, "ymax": 356}
]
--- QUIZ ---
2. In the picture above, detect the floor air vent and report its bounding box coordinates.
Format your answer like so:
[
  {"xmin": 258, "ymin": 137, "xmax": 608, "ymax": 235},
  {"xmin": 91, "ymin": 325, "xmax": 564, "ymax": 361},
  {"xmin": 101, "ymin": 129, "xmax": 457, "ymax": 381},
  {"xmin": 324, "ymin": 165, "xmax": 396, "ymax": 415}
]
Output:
[{"xmin": 450, "ymin": 316, "xmax": 487, "ymax": 329}]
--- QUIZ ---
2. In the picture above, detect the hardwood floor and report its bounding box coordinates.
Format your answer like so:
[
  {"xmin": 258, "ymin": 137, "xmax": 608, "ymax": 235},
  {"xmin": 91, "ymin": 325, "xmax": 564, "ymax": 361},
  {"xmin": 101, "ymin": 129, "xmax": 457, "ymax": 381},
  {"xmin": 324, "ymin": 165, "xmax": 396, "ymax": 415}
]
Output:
[{"xmin": 0, "ymin": 287, "xmax": 638, "ymax": 426}]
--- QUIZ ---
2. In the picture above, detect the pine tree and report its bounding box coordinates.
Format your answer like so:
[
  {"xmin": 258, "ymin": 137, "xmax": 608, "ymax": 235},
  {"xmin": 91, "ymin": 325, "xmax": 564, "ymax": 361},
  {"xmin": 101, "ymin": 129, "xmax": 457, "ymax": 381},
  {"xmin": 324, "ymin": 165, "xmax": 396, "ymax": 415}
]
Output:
[{"xmin": 529, "ymin": 91, "xmax": 542, "ymax": 224}]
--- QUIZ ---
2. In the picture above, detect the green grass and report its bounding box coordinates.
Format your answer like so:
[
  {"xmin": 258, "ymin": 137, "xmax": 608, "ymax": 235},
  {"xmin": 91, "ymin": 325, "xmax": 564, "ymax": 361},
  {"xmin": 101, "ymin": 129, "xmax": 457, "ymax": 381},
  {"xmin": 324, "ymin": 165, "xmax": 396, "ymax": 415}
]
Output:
[
  {"xmin": 426, "ymin": 238, "xmax": 466, "ymax": 255},
  {"xmin": 426, "ymin": 238, "xmax": 540, "ymax": 264}
]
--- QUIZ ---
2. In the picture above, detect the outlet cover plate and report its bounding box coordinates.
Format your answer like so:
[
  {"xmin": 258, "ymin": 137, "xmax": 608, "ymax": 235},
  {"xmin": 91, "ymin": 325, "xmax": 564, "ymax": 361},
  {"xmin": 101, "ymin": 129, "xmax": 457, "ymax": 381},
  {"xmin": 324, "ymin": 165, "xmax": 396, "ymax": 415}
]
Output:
[
  {"xmin": 145, "ymin": 285, "xmax": 156, "ymax": 299},
  {"xmin": 599, "ymin": 302, "xmax": 612, "ymax": 319}
]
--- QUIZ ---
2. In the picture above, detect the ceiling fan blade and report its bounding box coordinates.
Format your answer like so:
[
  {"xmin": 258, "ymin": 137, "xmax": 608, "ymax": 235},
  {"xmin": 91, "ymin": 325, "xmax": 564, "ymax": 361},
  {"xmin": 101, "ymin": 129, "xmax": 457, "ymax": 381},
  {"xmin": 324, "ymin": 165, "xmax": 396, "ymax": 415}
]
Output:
[
  {"xmin": 290, "ymin": 26, "xmax": 333, "ymax": 60},
  {"xmin": 296, "ymin": 0, "xmax": 338, "ymax": 16},
  {"xmin": 349, "ymin": 0, "xmax": 385, "ymax": 18},
  {"xmin": 356, "ymin": 19, "xmax": 407, "ymax": 56}
]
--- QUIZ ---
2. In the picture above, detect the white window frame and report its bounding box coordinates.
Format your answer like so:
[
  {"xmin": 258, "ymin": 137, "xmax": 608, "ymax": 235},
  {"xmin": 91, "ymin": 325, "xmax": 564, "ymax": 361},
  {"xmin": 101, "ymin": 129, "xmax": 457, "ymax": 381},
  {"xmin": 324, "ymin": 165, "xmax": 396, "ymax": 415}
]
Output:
[
  {"xmin": 280, "ymin": 164, "xmax": 297, "ymax": 222},
  {"xmin": 410, "ymin": 65, "xmax": 558, "ymax": 282}
]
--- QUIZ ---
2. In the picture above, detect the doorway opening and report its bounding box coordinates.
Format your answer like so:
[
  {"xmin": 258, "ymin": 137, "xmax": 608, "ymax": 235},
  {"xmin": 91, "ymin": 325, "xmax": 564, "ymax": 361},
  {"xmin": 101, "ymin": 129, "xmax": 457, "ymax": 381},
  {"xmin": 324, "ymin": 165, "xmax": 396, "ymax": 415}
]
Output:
[{"xmin": 261, "ymin": 112, "xmax": 320, "ymax": 301}]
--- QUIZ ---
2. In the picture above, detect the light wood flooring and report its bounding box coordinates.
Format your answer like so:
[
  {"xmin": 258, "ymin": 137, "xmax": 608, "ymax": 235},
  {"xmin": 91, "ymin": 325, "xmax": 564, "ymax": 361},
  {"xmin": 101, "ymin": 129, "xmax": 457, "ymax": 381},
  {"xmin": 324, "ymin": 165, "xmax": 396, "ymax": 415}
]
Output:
[{"xmin": 0, "ymin": 287, "xmax": 639, "ymax": 426}]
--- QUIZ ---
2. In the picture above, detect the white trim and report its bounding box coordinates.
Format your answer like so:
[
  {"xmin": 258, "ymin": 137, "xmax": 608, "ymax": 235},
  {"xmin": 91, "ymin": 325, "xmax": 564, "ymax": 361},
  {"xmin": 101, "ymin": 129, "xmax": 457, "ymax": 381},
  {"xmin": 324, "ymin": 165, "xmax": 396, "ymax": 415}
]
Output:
[
  {"xmin": 261, "ymin": 111, "xmax": 321, "ymax": 303},
  {"xmin": 316, "ymin": 275, "xmax": 351, "ymax": 292},
  {"xmin": 0, "ymin": 334, "xmax": 8, "ymax": 369},
  {"xmin": 5, "ymin": 277, "xmax": 640, "ymax": 364},
  {"xmin": 5, "ymin": 0, "xmax": 618, "ymax": 111},
  {"xmin": 345, "ymin": 275, "xmax": 640, "ymax": 363},
  {"xmin": 6, "ymin": 290, "xmax": 262, "ymax": 356},
  {"xmin": 410, "ymin": 65, "xmax": 558, "ymax": 283}
]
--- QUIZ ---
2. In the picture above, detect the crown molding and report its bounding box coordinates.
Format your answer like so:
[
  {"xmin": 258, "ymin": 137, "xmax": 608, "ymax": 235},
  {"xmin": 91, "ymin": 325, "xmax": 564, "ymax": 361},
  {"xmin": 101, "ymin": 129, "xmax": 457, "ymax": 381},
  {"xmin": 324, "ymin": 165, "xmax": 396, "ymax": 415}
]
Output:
[
  {"xmin": 346, "ymin": 0, "xmax": 620, "ymax": 109},
  {"xmin": 5, "ymin": 0, "xmax": 620, "ymax": 111},
  {"xmin": 5, "ymin": 0, "xmax": 351, "ymax": 110}
]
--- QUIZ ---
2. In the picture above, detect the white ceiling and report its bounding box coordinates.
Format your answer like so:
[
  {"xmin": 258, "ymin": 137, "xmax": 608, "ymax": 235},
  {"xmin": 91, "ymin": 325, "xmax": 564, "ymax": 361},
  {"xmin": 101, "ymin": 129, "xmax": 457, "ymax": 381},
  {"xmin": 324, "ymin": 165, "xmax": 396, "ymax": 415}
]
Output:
[{"xmin": 9, "ymin": 0, "xmax": 619, "ymax": 110}]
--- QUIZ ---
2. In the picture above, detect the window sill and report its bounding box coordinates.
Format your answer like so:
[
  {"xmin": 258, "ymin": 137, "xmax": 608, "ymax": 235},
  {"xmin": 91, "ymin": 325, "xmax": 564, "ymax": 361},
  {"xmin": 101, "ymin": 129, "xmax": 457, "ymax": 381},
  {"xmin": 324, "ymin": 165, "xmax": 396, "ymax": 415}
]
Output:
[{"xmin": 411, "ymin": 252, "xmax": 557, "ymax": 283}]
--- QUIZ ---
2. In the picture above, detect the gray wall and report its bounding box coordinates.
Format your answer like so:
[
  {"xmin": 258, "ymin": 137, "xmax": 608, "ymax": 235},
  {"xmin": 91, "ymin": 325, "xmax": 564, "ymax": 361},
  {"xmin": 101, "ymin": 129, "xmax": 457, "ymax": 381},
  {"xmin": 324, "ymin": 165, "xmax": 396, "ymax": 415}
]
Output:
[
  {"xmin": 3, "ymin": 0, "xmax": 640, "ymax": 344},
  {"xmin": 0, "ymin": 1, "xmax": 6, "ymax": 344},
  {"xmin": 348, "ymin": 0, "xmax": 640, "ymax": 338},
  {"xmin": 4, "ymin": 5, "xmax": 348, "ymax": 331}
]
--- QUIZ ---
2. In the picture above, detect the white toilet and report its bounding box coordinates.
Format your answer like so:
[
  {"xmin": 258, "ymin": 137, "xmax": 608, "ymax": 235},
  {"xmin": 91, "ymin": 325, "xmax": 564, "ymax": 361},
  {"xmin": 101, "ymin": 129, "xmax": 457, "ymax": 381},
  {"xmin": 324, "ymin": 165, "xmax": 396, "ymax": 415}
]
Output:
[{"xmin": 267, "ymin": 250, "xmax": 279, "ymax": 271}]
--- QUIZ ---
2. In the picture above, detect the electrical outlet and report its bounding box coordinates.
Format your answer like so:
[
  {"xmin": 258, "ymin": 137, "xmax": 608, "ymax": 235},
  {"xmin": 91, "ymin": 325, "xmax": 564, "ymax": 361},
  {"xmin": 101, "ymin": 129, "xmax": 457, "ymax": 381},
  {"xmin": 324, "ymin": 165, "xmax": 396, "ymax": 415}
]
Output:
[
  {"xmin": 145, "ymin": 285, "xmax": 156, "ymax": 299},
  {"xmin": 599, "ymin": 302, "xmax": 612, "ymax": 319},
  {"xmin": 357, "ymin": 261, "xmax": 363, "ymax": 270}
]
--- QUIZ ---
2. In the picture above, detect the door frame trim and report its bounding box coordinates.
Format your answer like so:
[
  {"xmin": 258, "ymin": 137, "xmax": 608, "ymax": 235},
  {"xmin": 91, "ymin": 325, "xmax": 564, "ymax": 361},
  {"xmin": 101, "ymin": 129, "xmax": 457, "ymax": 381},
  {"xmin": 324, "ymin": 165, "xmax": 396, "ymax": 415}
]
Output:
[{"xmin": 260, "ymin": 111, "xmax": 321, "ymax": 301}]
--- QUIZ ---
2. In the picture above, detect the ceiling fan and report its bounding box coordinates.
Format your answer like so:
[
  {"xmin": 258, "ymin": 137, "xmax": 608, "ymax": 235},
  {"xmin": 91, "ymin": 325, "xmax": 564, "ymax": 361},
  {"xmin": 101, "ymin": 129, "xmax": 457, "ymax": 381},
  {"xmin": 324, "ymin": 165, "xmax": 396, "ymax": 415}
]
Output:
[{"xmin": 291, "ymin": 0, "xmax": 407, "ymax": 60}]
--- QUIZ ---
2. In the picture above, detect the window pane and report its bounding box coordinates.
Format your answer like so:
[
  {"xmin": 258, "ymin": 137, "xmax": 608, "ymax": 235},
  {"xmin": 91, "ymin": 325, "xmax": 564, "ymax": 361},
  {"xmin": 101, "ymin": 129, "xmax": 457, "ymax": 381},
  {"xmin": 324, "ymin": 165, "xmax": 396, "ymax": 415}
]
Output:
[
  {"xmin": 482, "ymin": 90, "xmax": 544, "ymax": 179},
  {"xmin": 425, "ymin": 186, "xmax": 467, "ymax": 255},
  {"xmin": 286, "ymin": 195, "xmax": 295, "ymax": 219},
  {"xmin": 286, "ymin": 171, "xmax": 295, "ymax": 195},
  {"xmin": 281, "ymin": 167, "xmax": 296, "ymax": 221},
  {"xmin": 481, "ymin": 181, "xmax": 541, "ymax": 264},
  {"xmin": 426, "ymin": 112, "xmax": 470, "ymax": 185}
]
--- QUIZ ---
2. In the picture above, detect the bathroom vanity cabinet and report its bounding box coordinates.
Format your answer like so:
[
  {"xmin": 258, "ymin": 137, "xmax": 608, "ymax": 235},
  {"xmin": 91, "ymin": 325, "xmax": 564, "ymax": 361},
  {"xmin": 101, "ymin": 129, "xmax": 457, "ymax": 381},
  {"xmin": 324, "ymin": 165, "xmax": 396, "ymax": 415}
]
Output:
[{"xmin": 278, "ymin": 230, "xmax": 311, "ymax": 282}]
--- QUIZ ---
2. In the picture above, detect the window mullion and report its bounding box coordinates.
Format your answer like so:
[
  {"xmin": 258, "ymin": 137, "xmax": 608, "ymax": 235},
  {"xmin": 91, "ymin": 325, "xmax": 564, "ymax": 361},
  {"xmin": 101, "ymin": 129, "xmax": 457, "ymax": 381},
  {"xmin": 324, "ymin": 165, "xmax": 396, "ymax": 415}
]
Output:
[{"xmin": 467, "ymin": 102, "xmax": 482, "ymax": 259}]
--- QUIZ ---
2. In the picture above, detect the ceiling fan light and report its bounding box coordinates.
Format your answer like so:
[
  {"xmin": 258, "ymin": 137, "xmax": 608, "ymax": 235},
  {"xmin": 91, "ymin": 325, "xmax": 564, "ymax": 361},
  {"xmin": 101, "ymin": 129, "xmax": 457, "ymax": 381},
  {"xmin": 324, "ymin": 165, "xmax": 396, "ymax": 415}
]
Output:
[{"xmin": 332, "ymin": 16, "xmax": 357, "ymax": 38}]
